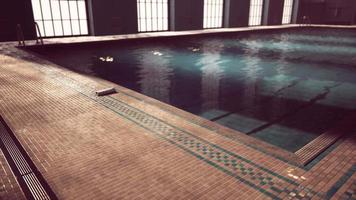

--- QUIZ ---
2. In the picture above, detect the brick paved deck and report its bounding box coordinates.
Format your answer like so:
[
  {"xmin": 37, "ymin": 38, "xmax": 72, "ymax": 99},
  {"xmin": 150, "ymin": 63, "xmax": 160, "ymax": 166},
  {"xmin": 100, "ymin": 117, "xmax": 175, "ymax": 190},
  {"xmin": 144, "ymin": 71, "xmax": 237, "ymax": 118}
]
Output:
[{"xmin": 0, "ymin": 26, "xmax": 355, "ymax": 199}]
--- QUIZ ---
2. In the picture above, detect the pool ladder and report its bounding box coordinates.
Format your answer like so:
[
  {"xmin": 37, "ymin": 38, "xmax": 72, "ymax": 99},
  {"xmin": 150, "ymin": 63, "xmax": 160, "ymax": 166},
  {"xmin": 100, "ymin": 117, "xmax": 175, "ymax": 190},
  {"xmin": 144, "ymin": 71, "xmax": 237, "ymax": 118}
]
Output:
[
  {"xmin": 16, "ymin": 22, "xmax": 44, "ymax": 47},
  {"xmin": 34, "ymin": 22, "xmax": 44, "ymax": 45},
  {"xmin": 16, "ymin": 24, "xmax": 25, "ymax": 46},
  {"xmin": 301, "ymin": 16, "xmax": 312, "ymax": 26}
]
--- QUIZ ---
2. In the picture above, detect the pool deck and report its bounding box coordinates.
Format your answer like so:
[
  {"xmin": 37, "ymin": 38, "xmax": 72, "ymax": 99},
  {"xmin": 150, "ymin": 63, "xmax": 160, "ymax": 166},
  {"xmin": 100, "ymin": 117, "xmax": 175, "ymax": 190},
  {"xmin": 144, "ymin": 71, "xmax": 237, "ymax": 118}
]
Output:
[{"xmin": 1, "ymin": 25, "xmax": 356, "ymax": 199}]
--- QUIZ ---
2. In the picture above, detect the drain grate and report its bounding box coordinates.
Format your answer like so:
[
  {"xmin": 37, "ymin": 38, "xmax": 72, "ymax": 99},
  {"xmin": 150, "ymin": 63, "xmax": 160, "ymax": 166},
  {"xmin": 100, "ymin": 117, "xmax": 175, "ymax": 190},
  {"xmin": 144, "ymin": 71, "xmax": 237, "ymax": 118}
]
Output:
[
  {"xmin": 0, "ymin": 115, "xmax": 57, "ymax": 200},
  {"xmin": 295, "ymin": 112, "xmax": 356, "ymax": 165}
]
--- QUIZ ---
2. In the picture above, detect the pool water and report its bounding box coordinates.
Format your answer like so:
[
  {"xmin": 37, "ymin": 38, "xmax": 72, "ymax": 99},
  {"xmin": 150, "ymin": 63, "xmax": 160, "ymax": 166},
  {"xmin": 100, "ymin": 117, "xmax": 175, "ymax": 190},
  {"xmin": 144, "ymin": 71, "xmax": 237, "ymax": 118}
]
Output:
[{"xmin": 30, "ymin": 28, "xmax": 356, "ymax": 152}]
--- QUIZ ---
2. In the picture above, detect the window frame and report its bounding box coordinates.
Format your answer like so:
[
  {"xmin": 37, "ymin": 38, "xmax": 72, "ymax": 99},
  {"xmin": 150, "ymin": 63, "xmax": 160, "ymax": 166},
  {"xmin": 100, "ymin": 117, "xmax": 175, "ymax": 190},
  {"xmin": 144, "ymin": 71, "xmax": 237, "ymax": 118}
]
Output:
[
  {"xmin": 282, "ymin": 0, "xmax": 294, "ymax": 24},
  {"xmin": 248, "ymin": 0, "xmax": 264, "ymax": 26},
  {"xmin": 137, "ymin": 0, "xmax": 170, "ymax": 33},
  {"xmin": 203, "ymin": 0, "xmax": 225, "ymax": 29},
  {"xmin": 31, "ymin": 0, "xmax": 90, "ymax": 38}
]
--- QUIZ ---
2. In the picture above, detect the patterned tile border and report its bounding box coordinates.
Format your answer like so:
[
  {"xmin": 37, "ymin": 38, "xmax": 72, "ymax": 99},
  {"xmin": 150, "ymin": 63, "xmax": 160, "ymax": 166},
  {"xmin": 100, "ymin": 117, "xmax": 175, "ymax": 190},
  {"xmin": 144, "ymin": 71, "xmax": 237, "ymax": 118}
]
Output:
[
  {"xmin": 100, "ymin": 87, "xmax": 304, "ymax": 168},
  {"xmin": 339, "ymin": 180, "xmax": 356, "ymax": 200},
  {"xmin": 114, "ymin": 88, "xmax": 351, "ymax": 170},
  {"xmin": 326, "ymin": 165, "xmax": 356, "ymax": 199}
]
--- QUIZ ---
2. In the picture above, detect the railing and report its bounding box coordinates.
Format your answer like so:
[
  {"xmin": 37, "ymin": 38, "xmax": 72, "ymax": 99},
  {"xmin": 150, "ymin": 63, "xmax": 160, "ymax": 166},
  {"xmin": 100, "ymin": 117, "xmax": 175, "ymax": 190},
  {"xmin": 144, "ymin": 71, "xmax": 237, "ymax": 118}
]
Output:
[
  {"xmin": 16, "ymin": 24, "xmax": 25, "ymax": 46},
  {"xmin": 302, "ymin": 16, "xmax": 312, "ymax": 26},
  {"xmin": 16, "ymin": 23, "xmax": 44, "ymax": 47},
  {"xmin": 34, "ymin": 22, "xmax": 44, "ymax": 45}
]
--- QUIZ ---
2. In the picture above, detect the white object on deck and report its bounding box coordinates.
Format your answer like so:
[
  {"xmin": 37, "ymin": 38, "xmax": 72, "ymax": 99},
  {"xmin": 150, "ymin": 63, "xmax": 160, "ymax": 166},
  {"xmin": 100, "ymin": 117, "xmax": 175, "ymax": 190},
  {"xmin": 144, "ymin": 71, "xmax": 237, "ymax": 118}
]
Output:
[{"xmin": 96, "ymin": 87, "xmax": 117, "ymax": 96}]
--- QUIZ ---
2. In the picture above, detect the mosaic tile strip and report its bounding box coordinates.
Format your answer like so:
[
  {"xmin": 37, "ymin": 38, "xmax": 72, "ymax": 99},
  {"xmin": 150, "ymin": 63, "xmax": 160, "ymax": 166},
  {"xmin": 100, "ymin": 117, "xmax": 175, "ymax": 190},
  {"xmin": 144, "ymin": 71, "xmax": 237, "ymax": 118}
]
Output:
[
  {"xmin": 326, "ymin": 164, "xmax": 356, "ymax": 200},
  {"xmin": 109, "ymin": 86, "xmax": 302, "ymax": 168},
  {"xmin": 340, "ymin": 180, "xmax": 356, "ymax": 200}
]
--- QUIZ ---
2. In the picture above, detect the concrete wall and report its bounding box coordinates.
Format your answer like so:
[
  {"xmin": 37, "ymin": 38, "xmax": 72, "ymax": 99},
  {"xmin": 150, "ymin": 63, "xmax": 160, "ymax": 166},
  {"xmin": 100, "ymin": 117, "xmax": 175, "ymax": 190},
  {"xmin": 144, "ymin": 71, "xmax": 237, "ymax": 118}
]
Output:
[
  {"xmin": 88, "ymin": 0, "xmax": 138, "ymax": 36},
  {"xmin": 170, "ymin": 0, "xmax": 204, "ymax": 31},
  {"xmin": 297, "ymin": 0, "xmax": 326, "ymax": 24},
  {"xmin": 292, "ymin": 0, "xmax": 300, "ymax": 23},
  {"xmin": 354, "ymin": 4, "xmax": 356, "ymax": 24},
  {"xmin": 0, "ymin": 0, "xmax": 36, "ymax": 42},
  {"xmin": 297, "ymin": 0, "xmax": 356, "ymax": 24},
  {"xmin": 324, "ymin": 0, "xmax": 356, "ymax": 24},
  {"xmin": 266, "ymin": 0, "xmax": 284, "ymax": 25},
  {"xmin": 226, "ymin": 0, "xmax": 250, "ymax": 27}
]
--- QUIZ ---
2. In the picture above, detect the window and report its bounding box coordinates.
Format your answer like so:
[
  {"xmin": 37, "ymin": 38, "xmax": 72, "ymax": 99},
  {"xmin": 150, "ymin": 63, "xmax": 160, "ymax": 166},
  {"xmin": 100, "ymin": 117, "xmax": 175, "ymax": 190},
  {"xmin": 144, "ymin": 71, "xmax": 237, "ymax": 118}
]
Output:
[
  {"xmin": 31, "ymin": 0, "xmax": 88, "ymax": 37},
  {"xmin": 249, "ymin": 0, "xmax": 264, "ymax": 26},
  {"xmin": 203, "ymin": 0, "xmax": 224, "ymax": 29},
  {"xmin": 137, "ymin": 0, "xmax": 168, "ymax": 32},
  {"xmin": 282, "ymin": 0, "xmax": 294, "ymax": 24}
]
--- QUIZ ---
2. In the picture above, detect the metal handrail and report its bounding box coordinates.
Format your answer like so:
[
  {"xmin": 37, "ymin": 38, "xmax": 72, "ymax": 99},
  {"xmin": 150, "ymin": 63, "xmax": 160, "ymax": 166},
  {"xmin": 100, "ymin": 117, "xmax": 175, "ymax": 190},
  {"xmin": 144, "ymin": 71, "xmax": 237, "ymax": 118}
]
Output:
[
  {"xmin": 302, "ymin": 16, "xmax": 312, "ymax": 26},
  {"xmin": 16, "ymin": 24, "xmax": 26, "ymax": 46},
  {"xmin": 34, "ymin": 22, "xmax": 44, "ymax": 45}
]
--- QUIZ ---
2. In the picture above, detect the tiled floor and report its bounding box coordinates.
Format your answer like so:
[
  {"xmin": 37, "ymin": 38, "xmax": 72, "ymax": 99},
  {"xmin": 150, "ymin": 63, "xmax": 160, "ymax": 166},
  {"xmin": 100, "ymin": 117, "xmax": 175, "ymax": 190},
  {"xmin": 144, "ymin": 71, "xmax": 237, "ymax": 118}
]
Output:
[{"xmin": 0, "ymin": 26, "xmax": 355, "ymax": 199}]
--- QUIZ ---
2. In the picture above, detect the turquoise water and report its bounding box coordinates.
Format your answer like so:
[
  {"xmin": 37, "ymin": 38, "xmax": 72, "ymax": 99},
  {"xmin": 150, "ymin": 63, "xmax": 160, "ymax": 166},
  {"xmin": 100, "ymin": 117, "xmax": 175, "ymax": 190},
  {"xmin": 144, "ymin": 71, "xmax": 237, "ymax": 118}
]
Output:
[{"xmin": 31, "ymin": 28, "xmax": 356, "ymax": 152}]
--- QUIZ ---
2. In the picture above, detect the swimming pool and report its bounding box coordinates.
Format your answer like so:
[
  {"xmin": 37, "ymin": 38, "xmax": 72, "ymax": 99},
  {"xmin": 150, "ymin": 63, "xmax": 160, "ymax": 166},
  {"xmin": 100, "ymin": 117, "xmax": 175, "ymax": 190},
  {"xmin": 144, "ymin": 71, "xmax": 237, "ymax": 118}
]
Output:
[{"xmin": 28, "ymin": 27, "xmax": 356, "ymax": 152}]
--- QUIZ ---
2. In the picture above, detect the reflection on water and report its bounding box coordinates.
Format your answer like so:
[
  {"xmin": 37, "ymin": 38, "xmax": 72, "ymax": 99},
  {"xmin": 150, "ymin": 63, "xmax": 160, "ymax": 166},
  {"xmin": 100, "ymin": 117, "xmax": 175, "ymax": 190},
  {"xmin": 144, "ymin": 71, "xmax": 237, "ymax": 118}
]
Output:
[
  {"xmin": 199, "ymin": 41, "xmax": 225, "ymax": 111},
  {"xmin": 241, "ymin": 40, "xmax": 263, "ymax": 109},
  {"xmin": 138, "ymin": 49, "xmax": 173, "ymax": 103},
  {"xmin": 33, "ymin": 28, "xmax": 356, "ymax": 152}
]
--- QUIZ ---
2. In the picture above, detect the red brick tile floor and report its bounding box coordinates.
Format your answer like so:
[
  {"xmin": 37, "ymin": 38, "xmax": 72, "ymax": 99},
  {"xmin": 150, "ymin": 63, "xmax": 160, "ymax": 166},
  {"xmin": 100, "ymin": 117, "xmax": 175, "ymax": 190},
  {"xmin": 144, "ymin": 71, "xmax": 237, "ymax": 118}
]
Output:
[{"xmin": 0, "ymin": 30, "xmax": 355, "ymax": 200}]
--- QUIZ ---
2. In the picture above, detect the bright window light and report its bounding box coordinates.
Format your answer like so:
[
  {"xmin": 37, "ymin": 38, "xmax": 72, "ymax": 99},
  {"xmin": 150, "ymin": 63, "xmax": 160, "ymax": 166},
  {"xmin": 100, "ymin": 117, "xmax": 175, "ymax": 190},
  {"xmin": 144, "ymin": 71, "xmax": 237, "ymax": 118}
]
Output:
[
  {"xmin": 31, "ymin": 0, "xmax": 89, "ymax": 37},
  {"xmin": 249, "ymin": 0, "xmax": 264, "ymax": 26},
  {"xmin": 282, "ymin": 0, "xmax": 294, "ymax": 24},
  {"xmin": 203, "ymin": 0, "xmax": 224, "ymax": 29},
  {"xmin": 137, "ymin": 0, "xmax": 168, "ymax": 32}
]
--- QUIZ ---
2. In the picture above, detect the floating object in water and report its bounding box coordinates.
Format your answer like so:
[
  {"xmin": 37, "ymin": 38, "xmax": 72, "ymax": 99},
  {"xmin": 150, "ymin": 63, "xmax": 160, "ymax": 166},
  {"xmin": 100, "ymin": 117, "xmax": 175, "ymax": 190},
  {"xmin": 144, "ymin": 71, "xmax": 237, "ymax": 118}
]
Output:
[
  {"xmin": 99, "ymin": 56, "xmax": 114, "ymax": 62},
  {"xmin": 153, "ymin": 51, "xmax": 163, "ymax": 56},
  {"xmin": 96, "ymin": 87, "xmax": 117, "ymax": 96},
  {"xmin": 188, "ymin": 47, "xmax": 200, "ymax": 52}
]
